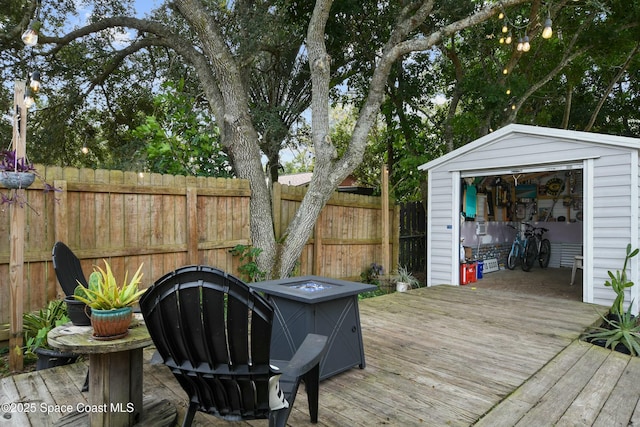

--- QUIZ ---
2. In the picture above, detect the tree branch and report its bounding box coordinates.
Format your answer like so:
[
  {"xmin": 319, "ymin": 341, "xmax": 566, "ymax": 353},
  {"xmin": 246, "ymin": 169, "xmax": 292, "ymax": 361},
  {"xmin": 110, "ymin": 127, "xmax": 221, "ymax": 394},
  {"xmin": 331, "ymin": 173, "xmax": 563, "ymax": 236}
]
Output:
[{"xmin": 585, "ymin": 42, "xmax": 640, "ymax": 131}]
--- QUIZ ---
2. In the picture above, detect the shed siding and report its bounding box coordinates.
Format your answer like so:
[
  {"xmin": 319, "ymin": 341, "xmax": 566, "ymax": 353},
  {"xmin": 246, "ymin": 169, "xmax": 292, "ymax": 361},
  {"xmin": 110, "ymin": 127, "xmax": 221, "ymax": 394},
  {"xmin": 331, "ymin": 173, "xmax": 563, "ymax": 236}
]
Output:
[
  {"xmin": 591, "ymin": 152, "xmax": 633, "ymax": 308},
  {"xmin": 427, "ymin": 169, "xmax": 457, "ymax": 285},
  {"xmin": 635, "ymin": 154, "xmax": 640, "ymax": 308}
]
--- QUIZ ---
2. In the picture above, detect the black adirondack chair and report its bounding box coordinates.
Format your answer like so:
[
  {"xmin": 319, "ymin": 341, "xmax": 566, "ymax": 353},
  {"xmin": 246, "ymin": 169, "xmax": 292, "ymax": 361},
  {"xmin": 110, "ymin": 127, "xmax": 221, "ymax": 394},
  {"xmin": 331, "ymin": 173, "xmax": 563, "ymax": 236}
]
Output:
[
  {"xmin": 51, "ymin": 241, "xmax": 89, "ymax": 295},
  {"xmin": 140, "ymin": 265, "xmax": 328, "ymax": 427},
  {"xmin": 51, "ymin": 241, "xmax": 89, "ymax": 391}
]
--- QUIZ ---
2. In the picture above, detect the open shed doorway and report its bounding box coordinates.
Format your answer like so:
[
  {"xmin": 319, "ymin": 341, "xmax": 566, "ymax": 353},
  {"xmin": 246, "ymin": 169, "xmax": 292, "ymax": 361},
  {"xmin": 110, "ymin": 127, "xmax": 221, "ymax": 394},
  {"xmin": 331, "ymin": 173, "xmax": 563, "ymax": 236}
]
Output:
[{"xmin": 459, "ymin": 167, "xmax": 584, "ymax": 302}]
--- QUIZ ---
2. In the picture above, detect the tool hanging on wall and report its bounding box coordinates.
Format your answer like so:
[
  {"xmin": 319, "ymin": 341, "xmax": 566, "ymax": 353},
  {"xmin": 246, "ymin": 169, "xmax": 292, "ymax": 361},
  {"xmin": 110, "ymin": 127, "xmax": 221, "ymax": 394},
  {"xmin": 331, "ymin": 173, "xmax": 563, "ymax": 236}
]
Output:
[{"xmin": 543, "ymin": 175, "xmax": 567, "ymax": 221}]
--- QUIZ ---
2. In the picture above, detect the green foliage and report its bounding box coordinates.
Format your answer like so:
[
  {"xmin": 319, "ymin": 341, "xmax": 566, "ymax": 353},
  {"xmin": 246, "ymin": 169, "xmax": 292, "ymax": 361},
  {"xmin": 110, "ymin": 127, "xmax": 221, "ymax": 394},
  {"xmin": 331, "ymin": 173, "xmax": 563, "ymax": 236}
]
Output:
[
  {"xmin": 360, "ymin": 262, "xmax": 384, "ymax": 285},
  {"xmin": 605, "ymin": 244, "xmax": 639, "ymax": 315},
  {"xmin": 358, "ymin": 262, "xmax": 387, "ymax": 299},
  {"xmin": 73, "ymin": 260, "xmax": 145, "ymax": 310},
  {"xmin": 74, "ymin": 283, "xmax": 88, "ymax": 299},
  {"xmin": 23, "ymin": 299, "xmax": 69, "ymax": 353},
  {"xmin": 130, "ymin": 80, "xmax": 233, "ymax": 177},
  {"xmin": 583, "ymin": 302, "xmax": 640, "ymax": 356},
  {"xmin": 229, "ymin": 245, "xmax": 266, "ymax": 283}
]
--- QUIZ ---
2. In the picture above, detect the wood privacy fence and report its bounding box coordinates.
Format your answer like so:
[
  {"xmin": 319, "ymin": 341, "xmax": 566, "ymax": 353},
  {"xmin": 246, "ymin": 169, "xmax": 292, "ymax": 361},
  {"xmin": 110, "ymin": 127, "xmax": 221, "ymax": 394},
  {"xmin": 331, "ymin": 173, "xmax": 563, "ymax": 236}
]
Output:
[{"xmin": 0, "ymin": 166, "xmax": 398, "ymax": 332}]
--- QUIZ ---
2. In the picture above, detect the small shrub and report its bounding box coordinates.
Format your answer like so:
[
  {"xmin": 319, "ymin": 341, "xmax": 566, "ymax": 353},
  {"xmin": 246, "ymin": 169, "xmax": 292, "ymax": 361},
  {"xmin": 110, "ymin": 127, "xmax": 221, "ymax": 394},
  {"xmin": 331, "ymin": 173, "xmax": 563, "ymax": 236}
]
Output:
[
  {"xmin": 359, "ymin": 262, "xmax": 386, "ymax": 299},
  {"xmin": 229, "ymin": 244, "xmax": 266, "ymax": 282}
]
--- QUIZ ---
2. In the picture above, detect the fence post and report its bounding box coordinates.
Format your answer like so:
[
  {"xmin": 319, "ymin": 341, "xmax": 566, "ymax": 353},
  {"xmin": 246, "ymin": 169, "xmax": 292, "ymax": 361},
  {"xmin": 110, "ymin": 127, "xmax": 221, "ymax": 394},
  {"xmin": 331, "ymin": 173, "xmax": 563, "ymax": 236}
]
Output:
[
  {"xmin": 9, "ymin": 81, "xmax": 26, "ymax": 371},
  {"xmin": 186, "ymin": 187, "xmax": 198, "ymax": 263},
  {"xmin": 381, "ymin": 165, "xmax": 390, "ymax": 274}
]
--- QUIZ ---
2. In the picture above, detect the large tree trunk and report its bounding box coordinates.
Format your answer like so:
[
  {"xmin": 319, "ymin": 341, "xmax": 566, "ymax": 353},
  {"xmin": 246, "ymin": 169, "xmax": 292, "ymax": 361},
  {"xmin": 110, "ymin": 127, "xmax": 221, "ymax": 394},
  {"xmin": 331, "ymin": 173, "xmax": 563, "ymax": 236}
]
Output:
[{"xmin": 174, "ymin": 0, "xmax": 278, "ymax": 275}]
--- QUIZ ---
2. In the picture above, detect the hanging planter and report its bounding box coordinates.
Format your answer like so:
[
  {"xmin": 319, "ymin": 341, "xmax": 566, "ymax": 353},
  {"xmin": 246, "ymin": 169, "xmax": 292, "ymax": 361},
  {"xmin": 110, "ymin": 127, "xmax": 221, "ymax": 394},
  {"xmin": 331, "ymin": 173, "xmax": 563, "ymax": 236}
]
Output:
[
  {"xmin": 0, "ymin": 149, "xmax": 37, "ymax": 192},
  {"xmin": 0, "ymin": 171, "xmax": 36, "ymax": 189},
  {"xmin": 0, "ymin": 149, "xmax": 60, "ymax": 209}
]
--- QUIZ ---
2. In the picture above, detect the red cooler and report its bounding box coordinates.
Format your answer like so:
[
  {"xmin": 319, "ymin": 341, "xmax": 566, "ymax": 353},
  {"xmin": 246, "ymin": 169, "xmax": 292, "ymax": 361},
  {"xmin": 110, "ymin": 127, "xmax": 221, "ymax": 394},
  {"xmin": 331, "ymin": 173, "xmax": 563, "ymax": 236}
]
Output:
[
  {"xmin": 460, "ymin": 263, "xmax": 471, "ymax": 285},
  {"xmin": 468, "ymin": 262, "xmax": 477, "ymax": 283}
]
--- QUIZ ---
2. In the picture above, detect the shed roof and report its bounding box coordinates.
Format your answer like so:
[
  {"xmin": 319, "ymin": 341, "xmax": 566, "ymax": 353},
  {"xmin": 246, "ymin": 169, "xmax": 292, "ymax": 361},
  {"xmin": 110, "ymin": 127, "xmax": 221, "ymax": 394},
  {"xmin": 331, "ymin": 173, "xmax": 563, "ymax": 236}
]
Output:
[{"xmin": 418, "ymin": 124, "xmax": 640, "ymax": 172}]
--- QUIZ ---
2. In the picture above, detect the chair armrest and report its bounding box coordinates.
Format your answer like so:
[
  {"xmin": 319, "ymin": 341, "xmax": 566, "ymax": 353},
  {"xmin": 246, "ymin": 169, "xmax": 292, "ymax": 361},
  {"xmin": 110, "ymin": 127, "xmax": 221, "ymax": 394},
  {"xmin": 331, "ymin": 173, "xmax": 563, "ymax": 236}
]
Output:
[{"xmin": 279, "ymin": 333, "xmax": 328, "ymax": 378}]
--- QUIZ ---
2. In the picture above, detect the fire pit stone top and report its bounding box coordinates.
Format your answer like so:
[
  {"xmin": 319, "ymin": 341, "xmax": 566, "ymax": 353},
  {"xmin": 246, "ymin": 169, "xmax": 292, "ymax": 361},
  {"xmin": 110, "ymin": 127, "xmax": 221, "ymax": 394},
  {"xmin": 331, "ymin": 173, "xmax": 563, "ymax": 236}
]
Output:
[{"xmin": 250, "ymin": 275, "xmax": 376, "ymax": 303}]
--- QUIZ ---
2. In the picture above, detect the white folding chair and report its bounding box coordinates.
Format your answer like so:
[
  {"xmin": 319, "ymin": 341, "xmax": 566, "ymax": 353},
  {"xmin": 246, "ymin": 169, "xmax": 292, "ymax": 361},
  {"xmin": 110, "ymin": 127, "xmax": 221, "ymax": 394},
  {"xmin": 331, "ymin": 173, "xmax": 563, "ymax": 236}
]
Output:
[{"xmin": 570, "ymin": 255, "xmax": 583, "ymax": 285}]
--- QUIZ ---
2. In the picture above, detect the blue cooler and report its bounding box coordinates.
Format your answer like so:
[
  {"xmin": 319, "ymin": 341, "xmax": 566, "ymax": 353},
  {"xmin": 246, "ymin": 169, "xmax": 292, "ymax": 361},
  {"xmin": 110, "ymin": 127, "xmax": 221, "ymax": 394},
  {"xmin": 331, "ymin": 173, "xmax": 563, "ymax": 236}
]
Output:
[{"xmin": 477, "ymin": 260, "xmax": 484, "ymax": 279}]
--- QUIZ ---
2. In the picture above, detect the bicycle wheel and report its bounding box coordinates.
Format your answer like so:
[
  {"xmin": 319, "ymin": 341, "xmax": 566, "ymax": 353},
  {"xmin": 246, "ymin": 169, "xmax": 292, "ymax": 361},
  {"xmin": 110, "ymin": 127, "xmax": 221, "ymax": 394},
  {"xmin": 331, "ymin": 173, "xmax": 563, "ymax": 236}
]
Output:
[
  {"xmin": 538, "ymin": 239, "xmax": 551, "ymax": 268},
  {"xmin": 507, "ymin": 247, "xmax": 518, "ymax": 270},
  {"xmin": 522, "ymin": 239, "xmax": 537, "ymax": 271}
]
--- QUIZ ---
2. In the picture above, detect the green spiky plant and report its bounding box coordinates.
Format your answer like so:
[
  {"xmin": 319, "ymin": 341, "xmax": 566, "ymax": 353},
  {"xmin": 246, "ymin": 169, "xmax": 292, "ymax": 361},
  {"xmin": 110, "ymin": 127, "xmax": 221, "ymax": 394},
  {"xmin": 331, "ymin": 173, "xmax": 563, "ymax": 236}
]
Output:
[
  {"xmin": 583, "ymin": 301, "xmax": 640, "ymax": 356},
  {"xmin": 605, "ymin": 244, "xmax": 639, "ymax": 315},
  {"xmin": 73, "ymin": 260, "xmax": 145, "ymax": 310},
  {"xmin": 395, "ymin": 265, "xmax": 421, "ymax": 289}
]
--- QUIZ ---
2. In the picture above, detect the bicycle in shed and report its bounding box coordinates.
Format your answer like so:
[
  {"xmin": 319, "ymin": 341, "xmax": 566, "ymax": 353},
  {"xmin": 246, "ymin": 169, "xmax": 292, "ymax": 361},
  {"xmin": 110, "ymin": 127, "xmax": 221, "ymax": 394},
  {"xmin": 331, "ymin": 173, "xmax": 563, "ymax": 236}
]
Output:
[
  {"xmin": 522, "ymin": 224, "xmax": 551, "ymax": 271},
  {"xmin": 507, "ymin": 223, "xmax": 551, "ymax": 271}
]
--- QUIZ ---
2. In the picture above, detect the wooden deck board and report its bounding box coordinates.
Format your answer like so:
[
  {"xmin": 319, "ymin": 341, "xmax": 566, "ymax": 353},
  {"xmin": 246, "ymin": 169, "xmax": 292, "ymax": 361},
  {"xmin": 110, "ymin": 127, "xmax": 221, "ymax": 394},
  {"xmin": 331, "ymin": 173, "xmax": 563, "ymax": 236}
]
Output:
[
  {"xmin": 514, "ymin": 344, "xmax": 611, "ymax": 425},
  {"xmin": 556, "ymin": 350, "xmax": 630, "ymax": 426},
  {"xmin": 4, "ymin": 285, "xmax": 640, "ymax": 426},
  {"xmin": 592, "ymin": 356, "xmax": 640, "ymax": 426},
  {"xmin": 0, "ymin": 376, "xmax": 30, "ymax": 426}
]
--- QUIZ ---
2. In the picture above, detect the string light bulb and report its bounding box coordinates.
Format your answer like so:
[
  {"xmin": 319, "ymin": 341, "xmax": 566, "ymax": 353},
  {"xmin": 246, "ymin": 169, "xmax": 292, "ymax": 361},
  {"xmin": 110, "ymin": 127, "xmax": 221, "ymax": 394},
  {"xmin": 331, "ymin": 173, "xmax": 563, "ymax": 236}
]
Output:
[
  {"xmin": 506, "ymin": 89, "xmax": 511, "ymax": 95},
  {"xmin": 517, "ymin": 37, "xmax": 524, "ymax": 51},
  {"xmin": 21, "ymin": 20, "xmax": 41, "ymax": 46},
  {"xmin": 505, "ymin": 32, "xmax": 512, "ymax": 44},
  {"xmin": 24, "ymin": 86, "xmax": 35, "ymax": 108},
  {"xmin": 522, "ymin": 36, "xmax": 531, "ymax": 52},
  {"xmin": 29, "ymin": 71, "xmax": 41, "ymax": 92},
  {"xmin": 542, "ymin": 16, "xmax": 553, "ymax": 39}
]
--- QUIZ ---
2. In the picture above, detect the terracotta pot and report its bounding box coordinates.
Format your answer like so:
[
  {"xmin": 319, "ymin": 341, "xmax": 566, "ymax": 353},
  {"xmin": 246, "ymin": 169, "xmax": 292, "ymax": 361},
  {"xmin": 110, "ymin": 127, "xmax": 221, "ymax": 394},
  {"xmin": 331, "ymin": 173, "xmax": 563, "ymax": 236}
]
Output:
[{"xmin": 91, "ymin": 307, "xmax": 133, "ymax": 340}]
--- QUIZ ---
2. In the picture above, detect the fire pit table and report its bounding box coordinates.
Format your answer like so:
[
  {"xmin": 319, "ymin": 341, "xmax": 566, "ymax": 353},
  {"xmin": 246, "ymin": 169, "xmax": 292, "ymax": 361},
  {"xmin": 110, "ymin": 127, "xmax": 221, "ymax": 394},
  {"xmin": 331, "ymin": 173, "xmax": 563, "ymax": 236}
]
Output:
[{"xmin": 250, "ymin": 276, "xmax": 376, "ymax": 380}]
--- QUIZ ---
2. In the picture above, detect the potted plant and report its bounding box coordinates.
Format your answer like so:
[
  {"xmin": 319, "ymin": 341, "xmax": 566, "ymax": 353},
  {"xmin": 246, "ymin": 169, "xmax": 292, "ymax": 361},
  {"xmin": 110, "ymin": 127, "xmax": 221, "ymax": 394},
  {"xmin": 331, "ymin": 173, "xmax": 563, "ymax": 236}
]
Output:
[
  {"xmin": 64, "ymin": 285, "xmax": 92, "ymax": 326},
  {"xmin": 582, "ymin": 244, "xmax": 640, "ymax": 355},
  {"xmin": 23, "ymin": 299, "xmax": 78, "ymax": 370},
  {"xmin": 0, "ymin": 149, "xmax": 59, "ymax": 208},
  {"xmin": 394, "ymin": 265, "xmax": 420, "ymax": 292},
  {"xmin": 582, "ymin": 301, "xmax": 640, "ymax": 356},
  {"xmin": 73, "ymin": 259, "xmax": 145, "ymax": 340},
  {"xmin": 0, "ymin": 149, "xmax": 36, "ymax": 189}
]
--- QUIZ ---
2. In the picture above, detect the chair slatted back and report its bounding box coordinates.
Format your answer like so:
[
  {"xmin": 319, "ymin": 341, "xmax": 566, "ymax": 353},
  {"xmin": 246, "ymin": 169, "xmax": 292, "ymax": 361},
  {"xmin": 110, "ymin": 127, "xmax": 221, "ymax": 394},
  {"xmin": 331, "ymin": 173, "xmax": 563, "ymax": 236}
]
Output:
[
  {"xmin": 51, "ymin": 241, "xmax": 89, "ymax": 296},
  {"xmin": 140, "ymin": 265, "xmax": 275, "ymax": 420}
]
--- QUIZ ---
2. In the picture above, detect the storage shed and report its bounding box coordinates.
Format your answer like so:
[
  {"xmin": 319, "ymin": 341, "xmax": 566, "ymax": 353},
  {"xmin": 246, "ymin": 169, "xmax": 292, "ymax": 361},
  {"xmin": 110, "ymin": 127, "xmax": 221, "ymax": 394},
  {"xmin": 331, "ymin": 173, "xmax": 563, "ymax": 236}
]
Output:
[{"xmin": 418, "ymin": 124, "xmax": 640, "ymax": 312}]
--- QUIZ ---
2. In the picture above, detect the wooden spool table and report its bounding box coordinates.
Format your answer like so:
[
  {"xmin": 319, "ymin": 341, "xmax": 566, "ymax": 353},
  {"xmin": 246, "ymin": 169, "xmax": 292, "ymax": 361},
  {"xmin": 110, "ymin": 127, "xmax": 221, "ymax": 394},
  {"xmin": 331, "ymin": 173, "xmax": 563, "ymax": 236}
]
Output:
[{"xmin": 48, "ymin": 316, "xmax": 175, "ymax": 426}]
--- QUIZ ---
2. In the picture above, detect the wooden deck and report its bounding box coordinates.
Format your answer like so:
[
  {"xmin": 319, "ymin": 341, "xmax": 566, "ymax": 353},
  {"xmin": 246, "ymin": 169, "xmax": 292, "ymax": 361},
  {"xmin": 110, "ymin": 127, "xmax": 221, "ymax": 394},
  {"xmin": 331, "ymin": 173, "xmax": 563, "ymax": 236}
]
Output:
[{"xmin": 2, "ymin": 284, "xmax": 639, "ymax": 426}]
